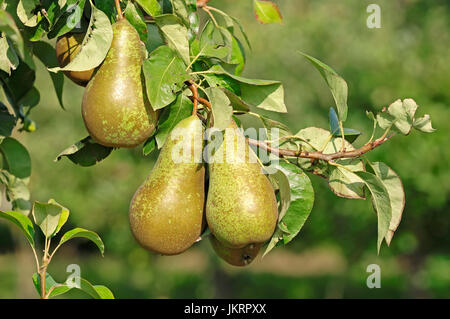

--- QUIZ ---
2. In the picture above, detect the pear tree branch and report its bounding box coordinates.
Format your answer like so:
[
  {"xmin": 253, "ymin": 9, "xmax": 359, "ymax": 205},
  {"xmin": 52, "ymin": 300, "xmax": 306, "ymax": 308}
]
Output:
[
  {"xmin": 197, "ymin": 0, "xmax": 211, "ymax": 8},
  {"xmin": 189, "ymin": 92, "xmax": 394, "ymax": 162}
]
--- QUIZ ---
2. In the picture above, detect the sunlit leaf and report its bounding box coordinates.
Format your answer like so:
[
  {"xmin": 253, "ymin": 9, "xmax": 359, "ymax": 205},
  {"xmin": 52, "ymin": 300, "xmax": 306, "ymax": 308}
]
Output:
[
  {"xmin": 155, "ymin": 14, "xmax": 190, "ymax": 65},
  {"xmin": 0, "ymin": 210, "xmax": 34, "ymax": 246},
  {"xmin": 354, "ymin": 171, "xmax": 392, "ymax": 254},
  {"xmin": 205, "ymin": 87, "xmax": 232, "ymax": 130},
  {"xmin": 48, "ymin": 1, "xmax": 113, "ymax": 73},
  {"xmin": 142, "ymin": 45, "xmax": 190, "ymax": 110},
  {"xmin": 253, "ymin": 0, "xmax": 282, "ymax": 24},
  {"xmin": 58, "ymin": 227, "xmax": 105, "ymax": 256},
  {"xmin": 155, "ymin": 93, "xmax": 193, "ymax": 148},
  {"xmin": 299, "ymin": 51, "xmax": 348, "ymax": 121},
  {"xmin": 368, "ymin": 162, "xmax": 405, "ymax": 246}
]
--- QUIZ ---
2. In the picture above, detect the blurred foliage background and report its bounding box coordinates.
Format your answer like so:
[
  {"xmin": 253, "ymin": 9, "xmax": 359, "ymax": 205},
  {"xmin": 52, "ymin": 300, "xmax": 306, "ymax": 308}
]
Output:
[{"xmin": 1, "ymin": 0, "xmax": 449, "ymax": 298}]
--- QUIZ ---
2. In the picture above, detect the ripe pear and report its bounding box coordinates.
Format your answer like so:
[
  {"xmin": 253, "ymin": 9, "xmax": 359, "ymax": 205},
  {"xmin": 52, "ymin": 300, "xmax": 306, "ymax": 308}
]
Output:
[
  {"xmin": 129, "ymin": 115, "xmax": 205, "ymax": 255},
  {"xmin": 206, "ymin": 120, "xmax": 278, "ymax": 248},
  {"xmin": 82, "ymin": 18, "xmax": 157, "ymax": 148},
  {"xmin": 55, "ymin": 32, "xmax": 94, "ymax": 86},
  {"xmin": 210, "ymin": 235, "xmax": 261, "ymax": 267}
]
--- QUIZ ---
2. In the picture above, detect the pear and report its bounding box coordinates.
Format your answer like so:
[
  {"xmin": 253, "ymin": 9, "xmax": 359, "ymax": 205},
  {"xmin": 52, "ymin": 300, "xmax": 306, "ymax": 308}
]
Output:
[
  {"xmin": 129, "ymin": 115, "xmax": 205, "ymax": 255},
  {"xmin": 82, "ymin": 18, "xmax": 157, "ymax": 148},
  {"xmin": 210, "ymin": 235, "xmax": 261, "ymax": 267},
  {"xmin": 206, "ymin": 120, "xmax": 278, "ymax": 249},
  {"xmin": 55, "ymin": 32, "xmax": 94, "ymax": 86}
]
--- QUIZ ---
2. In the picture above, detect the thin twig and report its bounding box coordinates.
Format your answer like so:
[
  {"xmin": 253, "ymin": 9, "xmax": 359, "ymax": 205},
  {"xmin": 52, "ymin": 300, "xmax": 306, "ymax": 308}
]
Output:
[
  {"xmin": 188, "ymin": 86, "xmax": 394, "ymax": 162},
  {"xmin": 202, "ymin": 6, "xmax": 219, "ymax": 27},
  {"xmin": 114, "ymin": 0, "xmax": 124, "ymax": 20},
  {"xmin": 197, "ymin": 0, "xmax": 211, "ymax": 8},
  {"xmin": 187, "ymin": 80, "xmax": 199, "ymax": 115},
  {"xmin": 247, "ymin": 135, "xmax": 393, "ymax": 161}
]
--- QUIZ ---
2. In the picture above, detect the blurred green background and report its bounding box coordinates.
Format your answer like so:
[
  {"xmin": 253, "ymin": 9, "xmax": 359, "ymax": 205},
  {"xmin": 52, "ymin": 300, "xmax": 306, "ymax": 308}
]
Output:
[{"xmin": 1, "ymin": 0, "xmax": 449, "ymax": 298}]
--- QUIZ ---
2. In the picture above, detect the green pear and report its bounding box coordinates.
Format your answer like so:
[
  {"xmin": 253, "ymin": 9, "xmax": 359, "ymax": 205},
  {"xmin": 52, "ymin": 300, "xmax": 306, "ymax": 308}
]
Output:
[
  {"xmin": 129, "ymin": 115, "xmax": 205, "ymax": 255},
  {"xmin": 210, "ymin": 235, "xmax": 261, "ymax": 267},
  {"xmin": 82, "ymin": 18, "xmax": 157, "ymax": 148},
  {"xmin": 206, "ymin": 120, "xmax": 278, "ymax": 248}
]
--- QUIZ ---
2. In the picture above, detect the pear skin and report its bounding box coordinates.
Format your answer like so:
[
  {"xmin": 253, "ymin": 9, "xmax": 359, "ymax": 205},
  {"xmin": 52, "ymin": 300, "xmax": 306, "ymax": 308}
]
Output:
[
  {"xmin": 129, "ymin": 115, "xmax": 205, "ymax": 255},
  {"xmin": 210, "ymin": 235, "xmax": 261, "ymax": 267},
  {"xmin": 82, "ymin": 19, "xmax": 157, "ymax": 148},
  {"xmin": 55, "ymin": 33, "xmax": 94, "ymax": 86},
  {"xmin": 206, "ymin": 120, "xmax": 278, "ymax": 248}
]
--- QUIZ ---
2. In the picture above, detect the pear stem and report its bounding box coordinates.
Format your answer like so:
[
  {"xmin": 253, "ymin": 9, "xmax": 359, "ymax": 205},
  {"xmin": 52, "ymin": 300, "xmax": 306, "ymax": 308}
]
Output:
[
  {"xmin": 188, "ymin": 92, "xmax": 394, "ymax": 162},
  {"xmin": 114, "ymin": 0, "xmax": 124, "ymax": 20},
  {"xmin": 187, "ymin": 80, "xmax": 200, "ymax": 115}
]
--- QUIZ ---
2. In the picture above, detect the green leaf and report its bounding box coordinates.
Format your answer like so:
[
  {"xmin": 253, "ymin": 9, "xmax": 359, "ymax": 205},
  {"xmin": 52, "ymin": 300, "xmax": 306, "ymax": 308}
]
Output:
[
  {"xmin": 0, "ymin": 170, "xmax": 31, "ymax": 215},
  {"xmin": 206, "ymin": 65, "xmax": 287, "ymax": 113},
  {"xmin": 143, "ymin": 45, "xmax": 190, "ymax": 110},
  {"xmin": 32, "ymin": 272, "xmax": 58, "ymax": 296},
  {"xmin": 329, "ymin": 107, "xmax": 361, "ymax": 143},
  {"xmin": 0, "ymin": 102, "xmax": 16, "ymax": 136},
  {"xmin": 253, "ymin": 0, "xmax": 283, "ymax": 24},
  {"xmin": 203, "ymin": 73, "xmax": 241, "ymax": 97},
  {"xmin": 145, "ymin": 23, "xmax": 165, "ymax": 53},
  {"xmin": 376, "ymin": 98, "xmax": 424, "ymax": 135},
  {"xmin": 55, "ymin": 136, "xmax": 113, "ymax": 167},
  {"xmin": 0, "ymin": 137, "xmax": 31, "ymax": 178},
  {"xmin": 264, "ymin": 162, "xmax": 314, "ymax": 256},
  {"xmin": 154, "ymin": 14, "xmax": 190, "ymax": 65},
  {"xmin": 142, "ymin": 136, "xmax": 157, "ymax": 156},
  {"xmin": 276, "ymin": 162, "xmax": 314, "ymax": 244},
  {"xmin": 299, "ymin": 51, "xmax": 348, "ymax": 121},
  {"xmin": 205, "ymin": 87, "xmax": 233, "ymax": 130},
  {"xmin": 31, "ymin": 41, "xmax": 65, "ymax": 109},
  {"xmin": 17, "ymin": 0, "xmax": 42, "ymax": 27},
  {"xmin": 48, "ymin": 199, "xmax": 70, "ymax": 236},
  {"xmin": 354, "ymin": 171, "xmax": 392, "ymax": 254},
  {"xmin": 48, "ymin": 1, "xmax": 113, "ymax": 73},
  {"xmin": 0, "ymin": 37, "xmax": 19, "ymax": 75},
  {"xmin": 413, "ymin": 114, "xmax": 435, "ymax": 133},
  {"xmin": 124, "ymin": 1, "xmax": 148, "ymax": 42},
  {"xmin": 155, "ymin": 93, "xmax": 193, "ymax": 147},
  {"xmin": 59, "ymin": 227, "xmax": 105, "ymax": 256},
  {"xmin": 32, "ymin": 272, "xmax": 114, "ymax": 299},
  {"xmin": 328, "ymin": 166, "xmax": 365, "ymax": 199},
  {"xmin": 269, "ymin": 169, "xmax": 291, "ymax": 221},
  {"xmin": 136, "ymin": 0, "xmax": 162, "ymax": 17},
  {"xmin": 387, "ymin": 99, "xmax": 416, "ymax": 135},
  {"xmin": 47, "ymin": 0, "xmax": 88, "ymax": 39},
  {"xmin": 198, "ymin": 21, "xmax": 232, "ymax": 62},
  {"xmin": 223, "ymin": 89, "xmax": 250, "ymax": 112},
  {"xmin": 0, "ymin": 10, "xmax": 25, "ymax": 59},
  {"xmin": 32, "ymin": 199, "xmax": 69, "ymax": 238},
  {"xmin": 0, "ymin": 210, "xmax": 34, "ymax": 247},
  {"xmin": 1, "ymin": 60, "xmax": 35, "ymax": 104},
  {"xmin": 368, "ymin": 162, "xmax": 405, "ymax": 246}
]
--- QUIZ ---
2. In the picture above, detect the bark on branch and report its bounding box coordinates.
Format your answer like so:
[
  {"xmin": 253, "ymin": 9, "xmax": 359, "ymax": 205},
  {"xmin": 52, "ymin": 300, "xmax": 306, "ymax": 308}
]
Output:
[{"xmin": 189, "ymin": 88, "xmax": 392, "ymax": 162}]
